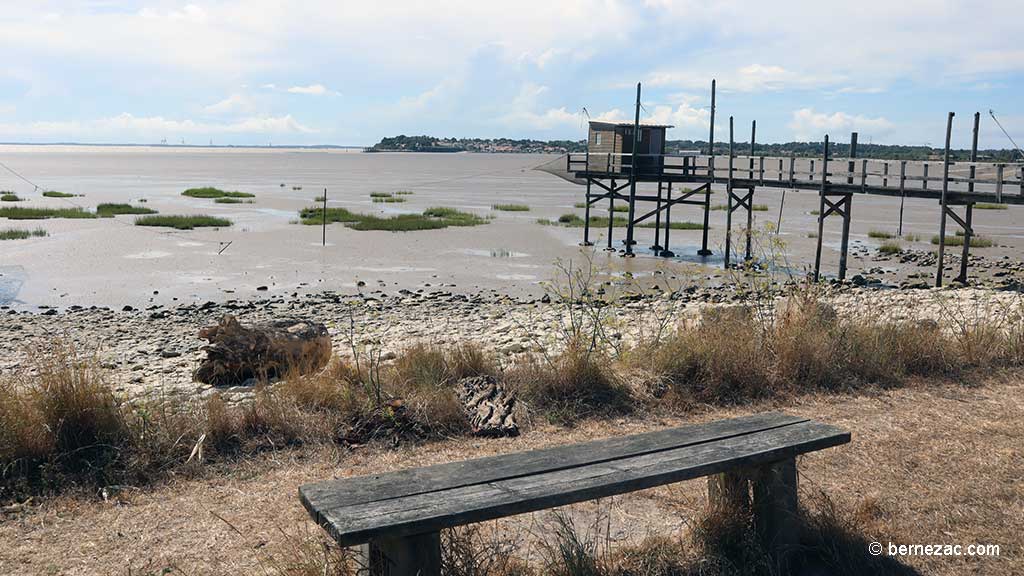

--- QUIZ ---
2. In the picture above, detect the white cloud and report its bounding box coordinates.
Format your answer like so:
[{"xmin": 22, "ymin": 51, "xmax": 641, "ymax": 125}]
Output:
[
  {"xmin": 287, "ymin": 84, "xmax": 334, "ymax": 96},
  {"xmin": 789, "ymin": 108, "xmax": 893, "ymax": 140},
  {"xmin": 649, "ymin": 64, "xmax": 845, "ymax": 93},
  {"xmin": 202, "ymin": 94, "xmax": 253, "ymax": 115},
  {"xmin": 0, "ymin": 113, "xmax": 316, "ymax": 141}
]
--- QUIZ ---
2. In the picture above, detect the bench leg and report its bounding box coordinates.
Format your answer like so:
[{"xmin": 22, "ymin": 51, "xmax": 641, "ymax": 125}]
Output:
[
  {"xmin": 707, "ymin": 470, "xmax": 751, "ymax": 512},
  {"xmin": 367, "ymin": 532, "xmax": 441, "ymax": 576},
  {"xmin": 752, "ymin": 458, "xmax": 800, "ymax": 571}
]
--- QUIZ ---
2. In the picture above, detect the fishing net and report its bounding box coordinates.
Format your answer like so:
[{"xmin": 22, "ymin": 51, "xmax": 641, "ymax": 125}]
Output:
[{"xmin": 533, "ymin": 154, "xmax": 585, "ymax": 186}]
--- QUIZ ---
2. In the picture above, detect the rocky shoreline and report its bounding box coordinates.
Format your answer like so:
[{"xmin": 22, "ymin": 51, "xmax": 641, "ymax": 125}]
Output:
[{"xmin": 3, "ymin": 269, "xmax": 1023, "ymax": 404}]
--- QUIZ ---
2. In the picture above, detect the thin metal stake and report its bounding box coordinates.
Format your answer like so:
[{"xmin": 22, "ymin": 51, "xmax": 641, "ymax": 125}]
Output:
[
  {"xmin": 936, "ymin": 112, "xmax": 954, "ymax": 288},
  {"xmin": 322, "ymin": 188, "xmax": 327, "ymax": 246}
]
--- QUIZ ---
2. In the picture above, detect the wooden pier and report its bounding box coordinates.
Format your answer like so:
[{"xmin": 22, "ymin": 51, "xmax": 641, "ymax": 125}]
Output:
[{"xmin": 565, "ymin": 82, "xmax": 1024, "ymax": 286}]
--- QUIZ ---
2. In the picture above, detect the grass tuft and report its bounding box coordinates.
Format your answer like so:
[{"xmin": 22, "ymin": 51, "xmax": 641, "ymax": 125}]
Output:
[
  {"xmin": 182, "ymin": 187, "xmax": 254, "ymax": 199},
  {"xmin": 492, "ymin": 204, "xmax": 530, "ymax": 212},
  {"xmin": 878, "ymin": 240, "xmax": 902, "ymax": 255},
  {"xmin": 213, "ymin": 197, "xmax": 254, "ymax": 204},
  {"xmin": 868, "ymin": 229, "xmax": 894, "ymax": 239},
  {"xmin": 930, "ymin": 234, "xmax": 994, "ymax": 247},
  {"xmin": 1, "ymin": 193, "xmax": 22, "ymax": 202},
  {"xmin": 42, "ymin": 191, "xmax": 75, "ymax": 198},
  {"xmin": 135, "ymin": 215, "xmax": 232, "ymax": 229},
  {"xmin": 975, "ymin": 202, "xmax": 1007, "ymax": 210},
  {"xmin": 96, "ymin": 203, "xmax": 158, "ymax": 217},
  {"xmin": 0, "ymin": 228, "xmax": 47, "ymax": 240},
  {"xmin": 0, "ymin": 207, "xmax": 96, "ymax": 220}
]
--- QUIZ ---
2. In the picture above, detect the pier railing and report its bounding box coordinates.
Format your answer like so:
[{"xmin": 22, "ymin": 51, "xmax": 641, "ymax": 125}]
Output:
[{"xmin": 567, "ymin": 152, "xmax": 1024, "ymax": 203}]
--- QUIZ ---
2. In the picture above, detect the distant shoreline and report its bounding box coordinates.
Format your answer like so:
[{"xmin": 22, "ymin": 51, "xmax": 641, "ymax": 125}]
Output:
[{"xmin": 0, "ymin": 142, "xmax": 366, "ymax": 151}]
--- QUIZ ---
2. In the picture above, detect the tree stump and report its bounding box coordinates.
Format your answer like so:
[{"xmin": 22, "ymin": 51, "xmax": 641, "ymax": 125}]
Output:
[
  {"xmin": 457, "ymin": 375, "xmax": 519, "ymax": 437},
  {"xmin": 193, "ymin": 315, "xmax": 331, "ymax": 386}
]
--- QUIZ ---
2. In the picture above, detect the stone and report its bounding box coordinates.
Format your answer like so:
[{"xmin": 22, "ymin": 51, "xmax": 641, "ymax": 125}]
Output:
[{"xmin": 457, "ymin": 375, "xmax": 518, "ymax": 437}]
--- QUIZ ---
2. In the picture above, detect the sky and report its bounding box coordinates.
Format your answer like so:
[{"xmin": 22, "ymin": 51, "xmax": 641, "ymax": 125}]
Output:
[{"xmin": 0, "ymin": 1, "xmax": 1022, "ymax": 148}]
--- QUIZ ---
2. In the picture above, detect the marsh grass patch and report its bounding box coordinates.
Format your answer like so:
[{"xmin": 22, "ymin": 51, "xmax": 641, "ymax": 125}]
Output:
[
  {"xmin": 0, "ymin": 228, "xmax": 47, "ymax": 240},
  {"xmin": 0, "ymin": 207, "xmax": 96, "ymax": 220},
  {"xmin": 135, "ymin": 215, "xmax": 232, "ymax": 229},
  {"xmin": 182, "ymin": 187, "xmax": 254, "ymax": 199},
  {"xmin": 96, "ymin": 203, "xmax": 158, "ymax": 217}
]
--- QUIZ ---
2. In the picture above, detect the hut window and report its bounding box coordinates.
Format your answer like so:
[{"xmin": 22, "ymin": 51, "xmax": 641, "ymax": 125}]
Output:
[{"xmin": 595, "ymin": 133, "xmax": 602, "ymax": 146}]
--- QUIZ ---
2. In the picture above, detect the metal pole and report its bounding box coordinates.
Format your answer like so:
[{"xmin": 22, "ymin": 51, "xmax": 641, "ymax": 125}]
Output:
[
  {"xmin": 935, "ymin": 112, "xmax": 954, "ymax": 287},
  {"xmin": 847, "ymin": 132, "xmax": 858, "ymax": 185},
  {"xmin": 725, "ymin": 116, "xmax": 734, "ymax": 268},
  {"xmin": 813, "ymin": 135, "xmax": 829, "ymax": 282},
  {"xmin": 898, "ymin": 161, "xmax": 907, "ymax": 236},
  {"xmin": 624, "ymin": 82, "xmax": 641, "ymax": 256},
  {"xmin": 746, "ymin": 121, "xmax": 755, "ymax": 259},
  {"xmin": 699, "ymin": 79, "xmax": 715, "ymax": 256},
  {"xmin": 322, "ymin": 187, "xmax": 327, "ymax": 246},
  {"xmin": 606, "ymin": 179, "xmax": 616, "ymax": 251},
  {"xmin": 748, "ymin": 120, "xmax": 756, "ymax": 180}
]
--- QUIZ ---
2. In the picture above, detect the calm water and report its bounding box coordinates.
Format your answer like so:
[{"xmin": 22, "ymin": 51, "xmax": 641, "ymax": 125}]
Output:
[{"xmin": 1, "ymin": 145, "xmax": 1022, "ymax": 309}]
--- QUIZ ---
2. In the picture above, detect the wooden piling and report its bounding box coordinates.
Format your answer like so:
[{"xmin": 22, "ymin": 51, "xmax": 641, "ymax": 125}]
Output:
[
  {"xmin": 699, "ymin": 80, "xmax": 715, "ymax": 257},
  {"xmin": 935, "ymin": 112, "xmax": 955, "ymax": 287},
  {"xmin": 624, "ymin": 82, "xmax": 641, "ymax": 256},
  {"xmin": 813, "ymin": 135, "xmax": 829, "ymax": 282},
  {"xmin": 725, "ymin": 117, "xmax": 735, "ymax": 268}
]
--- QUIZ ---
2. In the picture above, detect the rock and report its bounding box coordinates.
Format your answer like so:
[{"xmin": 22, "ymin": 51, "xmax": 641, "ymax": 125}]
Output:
[
  {"xmin": 193, "ymin": 315, "xmax": 331, "ymax": 386},
  {"xmin": 457, "ymin": 375, "xmax": 518, "ymax": 437},
  {"xmin": 160, "ymin": 349, "xmax": 181, "ymax": 358}
]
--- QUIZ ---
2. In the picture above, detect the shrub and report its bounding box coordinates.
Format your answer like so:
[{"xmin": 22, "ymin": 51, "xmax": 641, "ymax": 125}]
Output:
[{"xmin": 1, "ymin": 193, "xmax": 22, "ymax": 202}]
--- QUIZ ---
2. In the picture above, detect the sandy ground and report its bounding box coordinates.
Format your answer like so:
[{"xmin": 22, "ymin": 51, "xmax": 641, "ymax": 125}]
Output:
[{"xmin": 0, "ymin": 373, "xmax": 1021, "ymax": 575}]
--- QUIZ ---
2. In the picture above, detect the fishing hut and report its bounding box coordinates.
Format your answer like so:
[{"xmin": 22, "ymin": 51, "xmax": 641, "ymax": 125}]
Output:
[{"xmin": 559, "ymin": 81, "xmax": 1024, "ymax": 286}]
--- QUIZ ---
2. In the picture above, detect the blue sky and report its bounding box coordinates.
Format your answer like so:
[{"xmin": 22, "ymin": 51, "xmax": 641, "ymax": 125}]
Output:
[{"xmin": 1, "ymin": 1, "xmax": 1021, "ymax": 148}]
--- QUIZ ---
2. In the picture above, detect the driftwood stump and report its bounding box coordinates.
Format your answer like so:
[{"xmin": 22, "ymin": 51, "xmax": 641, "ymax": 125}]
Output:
[
  {"xmin": 457, "ymin": 375, "xmax": 518, "ymax": 437},
  {"xmin": 194, "ymin": 315, "xmax": 331, "ymax": 386}
]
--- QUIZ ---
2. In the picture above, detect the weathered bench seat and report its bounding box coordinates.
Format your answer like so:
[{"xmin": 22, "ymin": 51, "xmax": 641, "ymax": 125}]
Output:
[{"xmin": 300, "ymin": 412, "xmax": 850, "ymax": 575}]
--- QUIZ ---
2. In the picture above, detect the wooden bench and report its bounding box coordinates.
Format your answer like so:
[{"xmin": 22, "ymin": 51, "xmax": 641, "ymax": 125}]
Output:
[{"xmin": 300, "ymin": 412, "xmax": 850, "ymax": 575}]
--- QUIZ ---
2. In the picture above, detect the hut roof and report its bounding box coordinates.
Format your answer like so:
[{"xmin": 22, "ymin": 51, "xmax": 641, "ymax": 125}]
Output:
[{"xmin": 588, "ymin": 120, "xmax": 674, "ymax": 129}]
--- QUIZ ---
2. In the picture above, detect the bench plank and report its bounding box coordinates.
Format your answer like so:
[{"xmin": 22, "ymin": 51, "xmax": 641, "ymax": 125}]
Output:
[
  {"xmin": 305, "ymin": 419, "xmax": 848, "ymax": 545},
  {"xmin": 301, "ymin": 412, "xmax": 805, "ymax": 517}
]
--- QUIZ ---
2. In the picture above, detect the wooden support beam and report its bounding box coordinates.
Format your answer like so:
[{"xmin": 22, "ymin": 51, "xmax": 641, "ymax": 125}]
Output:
[
  {"xmin": 650, "ymin": 181, "xmax": 663, "ymax": 251},
  {"xmin": 605, "ymin": 178, "xmax": 616, "ymax": 251},
  {"xmin": 839, "ymin": 195, "xmax": 852, "ymax": 280},
  {"xmin": 753, "ymin": 459, "xmax": 800, "ymax": 572},
  {"xmin": 936, "ymin": 112, "xmax": 955, "ymax": 288},
  {"xmin": 898, "ymin": 161, "xmax": 907, "ymax": 236},
  {"xmin": 957, "ymin": 203, "xmax": 974, "ymax": 284},
  {"xmin": 368, "ymin": 532, "xmax": 442, "ymax": 576},
  {"xmin": 725, "ymin": 117, "xmax": 735, "ymax": 268},
  {"xmin": 581, "ymin": 178, "xmax": 593, "ymax": 246},
  {"xmin": 699, "ymin": 80, "xmax": 716, "ymax": 257},
  {"xmin": 660, "ymin": 181, "xmax": 675, "ymax": 257},
  {"xmin": 708, "ymin": 470, "xmax": 751, "ymax": 513},
  {"xmin": 813, "ymin": 135, "xmax": 830, "ymax": 282},
  {"xmin": 623, "ymin": 82, "xmax": 641, "ymax": 256},
  {"xmin": 847, "ymin": 131, "xmax": 857, "ymax": 185}
]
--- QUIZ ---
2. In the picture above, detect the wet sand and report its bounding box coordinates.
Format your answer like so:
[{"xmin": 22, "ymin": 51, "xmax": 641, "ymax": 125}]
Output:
[{"xmin": 2, "ymin": 145, "xmax": 1024, "ymax": 310}]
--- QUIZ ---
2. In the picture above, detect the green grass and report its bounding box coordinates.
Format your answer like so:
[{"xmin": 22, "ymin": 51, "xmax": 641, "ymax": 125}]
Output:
[
  {"xmin": 213, "ymin": 197, "xmax": 254, "ymax": 204},
  {"xmin": 711, "ymin": 203, "xmax": 768, "ymax": 211},
  {"xmin": 298, "ymin": 206, "xmax": 487, "ymax": 231},
  {"xmin": 181, "ymin": 187, "xmax": 254, "ymax": 199},
  {"xmin": 868, "ymin": 229, "xmax": 894, "ymax": 239},
  {"xmin": 1, "ymin": 194, "xmax": 22, "ymax": 202},
  {"xmin": 313, "ymin": 195, "xmax": 325, "ymax": 202},
  {"xmin": 641, "ymin": 221, "xmax": 705, "ymax": 230},
  {"xmin": 134, "ymin": 215, "xmax": 232, "ymax": 229},
  {"xmin": 975, "ymin": 203, "xmax": 1008, "ymax": 210},
  {"xmin": 42, "ymin": 191, "xmax": 75, "ymax": 198},
  {"xmin": 492, "ymin": 203, "xmax": 530, "ymax": 212},
  {"xmin": 0, "ymin": 207, "xmax": 96, "ymax": 220},
  {"xmin": 878, "ymin": 240, "xmax": 902, "ymax": 254},
  {"xmin": 95, "ymin": 203, "xmax": 157, "ymax": 217},
  {"xmin": 299, "ymin": 207, "xmax": 362, "ymax": 224},
  {"xmin": 930, "ymin": 234, "xmax": 994, "ymax": 247},
  {"xmin": 573, "ymin": 202, "xmax": 629, "ymax": 213},
  {"xmin": 373, "ymin": 196, "xmax": 406, "ymax": 203},
  {"xmin": 369, "ymin": 192, "xmax": 393, "ymax": 198},
  {"xmin": 0, "ymin": 228, "xmax": 47, "ymax": 240},
  {"xmin": 395, "ymin": 190, "xmax": 414, "ymax": 196},
  {"xmin": 903, "ymin": 233, "xmax": 920, "ymax": 242}
]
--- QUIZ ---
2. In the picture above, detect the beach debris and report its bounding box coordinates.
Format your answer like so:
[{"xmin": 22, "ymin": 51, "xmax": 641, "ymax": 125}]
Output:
[
  {"xmin": 457, "ymin": 375, "xmax": 518, "ymax": 437},
  {"xmin": 193, "ymin": 315, "xmax": 331, "ymax": 386}
]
